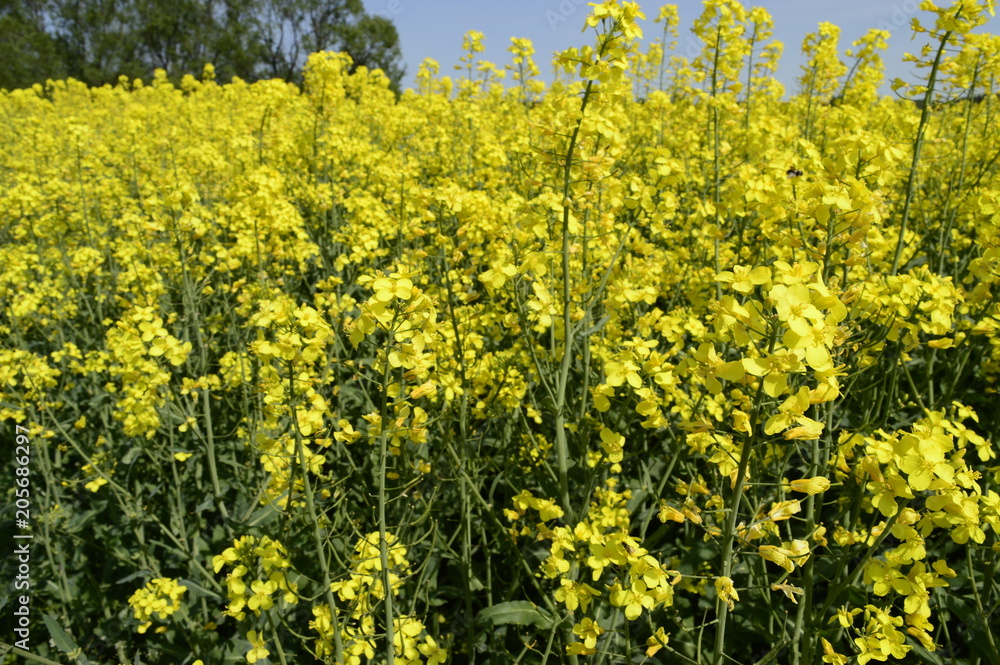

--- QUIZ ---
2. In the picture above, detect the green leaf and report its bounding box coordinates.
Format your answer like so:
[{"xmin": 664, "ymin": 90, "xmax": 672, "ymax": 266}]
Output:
[
  {"xmin": 751, "ymin": 639, "xmax": 787, "ymax": 665},
  {"xmin": 115, "ymin": 570, "xmax": 151, "ymax": 585},
  {"xmin": 476, "ymin": 601, "xmax": 554, "ymax": 630},
  {"xmin": 580, "ymin": 314, "xmax": 610, "ymax": 337},
  {"xmin": 178, "ymin": 578, "xmax": 222, "ymax": 601},
  {"xmin": 121, "ymin": 446, "xmax": 142, "ymax": 465},
  {"xmin": 42, "ymin": 614, "xmax": 89, "ymax": 664}
]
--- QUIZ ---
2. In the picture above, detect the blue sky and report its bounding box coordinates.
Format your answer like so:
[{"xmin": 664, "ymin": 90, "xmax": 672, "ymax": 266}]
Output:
[{"xmin": 362, "ymin": 0, "xmax": 1000, "ymax": 97}]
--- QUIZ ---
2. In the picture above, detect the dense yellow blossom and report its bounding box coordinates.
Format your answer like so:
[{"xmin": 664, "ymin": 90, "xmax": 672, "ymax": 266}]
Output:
[{"xmin": 3, "ymin": 1, "xmax": 999, "ymax": 664}]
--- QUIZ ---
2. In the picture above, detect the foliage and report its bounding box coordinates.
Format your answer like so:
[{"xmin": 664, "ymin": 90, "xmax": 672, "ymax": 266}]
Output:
[
  {"xmin": 0, "ymin": 0, "xmax": 406, "ymax": 92},
  {"xmin": 1, "ymin": 1, "xmax": 999, "ymax": 664}
]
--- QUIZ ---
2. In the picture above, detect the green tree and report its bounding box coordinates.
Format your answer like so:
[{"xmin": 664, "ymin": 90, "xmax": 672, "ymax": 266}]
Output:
[
  {"xmin": 0, "ymin": 0, "xmax": 64, "ymax": 89},
  {"xmin": 257, "ymin": 0, "xmax": 406, "ymax": 92},
  {"xmin": 48, "ymin": 0, "xmax": 144, "ymax": 85},
  {"xmin": 127, "ymin": 0, "xmax": 263, "ymax": 82},
  {"xmin": 337, "ymin": 13, "xmax": 405, "ymax": 92},
  {"xmin": 0, "ymin": 0, "xmax": 406, "ymax": 92}
]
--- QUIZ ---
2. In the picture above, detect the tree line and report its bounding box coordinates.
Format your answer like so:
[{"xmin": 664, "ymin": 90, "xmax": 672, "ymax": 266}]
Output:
[{"xmin": 0, "ymin": 0, "xmax": 405, "ymax": 92}]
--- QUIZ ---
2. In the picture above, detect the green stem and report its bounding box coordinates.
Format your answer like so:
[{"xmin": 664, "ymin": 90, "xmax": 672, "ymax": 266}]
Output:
[
  {"xmin": 202, "ymin": 386, "xmax": 230, "ymax": 525},
  {"xmin": 710, "ymin": 21, "xmax": 724, "ymax": 301},
  {"xmin": 286, "ymin": 360, "xmax": 345, "ymax": 663},
  {"xmin": 440, "ymin": 438, "xmax": 560, "ymax": 617},
  {"xmin": 623, "ymin": 601, "xmax": 635, "ymax": 665},
  {"xmin": 890, "ymin": 26, "xmax": 953, "ymax": 276},
  {"xmin": 2, "ymin": 645, "xmax": 65, "ymax": 665},
  {"xmin": 794, "ymin": 407, "xmax": 832, "ymax": 665},
  {"xmin": 818, "ymin": 499, "xmax": 909, "ymax": 621},
  {"xmin": 376, "ymin": 343, "xmax": 396, "ymax": 665},
  {"xmin": 264, "ymin": 612, "xmax": 289, "ymax": 665},
  {"xmin": 440, "ymin": 245, "xmax": 477, "ymax": 664},
  {"xmin": 554, "ymin": 75, "xmax": 596, "ymax": 524},
  {"xmin": 170, "ymin": 206, "xmax": 230, "ymax": 529},
  {"xmin": 711, "ymin": 425, "xmax": 755, "ymax": 665},
  {"xmin": 966, "ymin": 547, "xmax": 1000, "ymax": 665},
  {"xmin": 712, "ymin": 322, "xmax": 777, "ymax": 665},
  {"xmin": 938, "ymin": 55, "xmax": 978, "ymax": 275}
]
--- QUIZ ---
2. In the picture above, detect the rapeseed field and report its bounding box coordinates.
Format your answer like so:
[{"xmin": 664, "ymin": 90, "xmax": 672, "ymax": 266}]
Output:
[{"xmin": 2, "ymin": 2, "xmax": 999, "ymax": 664}]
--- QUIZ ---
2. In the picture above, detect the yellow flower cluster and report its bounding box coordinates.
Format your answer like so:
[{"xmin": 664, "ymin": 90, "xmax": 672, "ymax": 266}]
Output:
[
  {"xmin": 127, "ymin": 577, "xmax": 187, "ymax": 634},
  {"xmin": 212, "ymin": 535, "xmax": 297, "ymax": 622},
  {"xmin": 2, "ymin": 0, "xmax": 999, "ymax": 662},
  {"xmin": 103, "ymin": 306, "xmax": 192, "ymax": 438},
  {"xmin": 310, "ymin": 531, "xmax": 445, "ymax": 665},
  {"xmin": 509, "ymin": 480, "xmax": 678, "ymax": 655}
]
